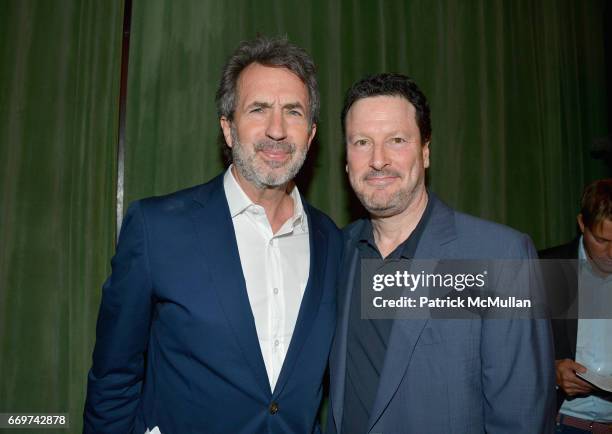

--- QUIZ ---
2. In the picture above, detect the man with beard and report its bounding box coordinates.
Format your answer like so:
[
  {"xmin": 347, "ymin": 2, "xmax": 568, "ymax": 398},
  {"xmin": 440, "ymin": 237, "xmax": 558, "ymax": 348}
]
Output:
[
  {"xmin": 84, "ymin": 37, "xmax": 341, "ymax": 434},
  {"xmin": 327, "ymin": 73, "xmax": 555, "ymax": 434}
]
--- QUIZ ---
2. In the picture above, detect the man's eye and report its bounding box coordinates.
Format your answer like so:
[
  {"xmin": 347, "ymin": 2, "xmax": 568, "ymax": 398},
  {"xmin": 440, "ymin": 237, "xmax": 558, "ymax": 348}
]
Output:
[
  {"xmin": 288, "ymin": 109, "xmax": 302, "ymax": 116},
  {"xmin": 250, "ymin": 107, "xmax": 264, "ymax": 113},
  {"xmin": 391, "ymin": 137, "xmax": 405, "ymax": 144},
  {"xmin": 355, "ymin": 139, "xmax": 368, "ymax": 146}
]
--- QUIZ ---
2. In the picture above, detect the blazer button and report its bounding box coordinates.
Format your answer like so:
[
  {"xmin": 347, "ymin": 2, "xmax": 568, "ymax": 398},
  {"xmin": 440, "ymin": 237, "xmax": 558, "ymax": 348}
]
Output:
[{"xmin": 269, "ymin": 402, "xmax": 279, "ymax": 415}]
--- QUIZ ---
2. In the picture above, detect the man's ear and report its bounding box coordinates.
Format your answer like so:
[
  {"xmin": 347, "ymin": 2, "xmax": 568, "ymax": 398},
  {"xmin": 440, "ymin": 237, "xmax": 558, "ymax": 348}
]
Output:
[
  {"xmin": 422, "ymin": 141, "xmax": 431, "ymax": 169},
  {"xmin": 577, "ymin": 214, "xmax": 585, "ymax": 234},
  {"xmin": 306, "ymin": 123, "xmax": 317, "ymax": 151},
  {"xmin": 220, "ymin": 117, "xmax": 233, "ymax": 147}
]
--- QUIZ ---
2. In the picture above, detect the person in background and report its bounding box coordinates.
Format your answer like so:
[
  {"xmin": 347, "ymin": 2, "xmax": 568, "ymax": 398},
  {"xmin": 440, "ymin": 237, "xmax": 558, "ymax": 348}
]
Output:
[{"xmin": 540, "ymin": 178, "xmax": 612, "ymax": 433}]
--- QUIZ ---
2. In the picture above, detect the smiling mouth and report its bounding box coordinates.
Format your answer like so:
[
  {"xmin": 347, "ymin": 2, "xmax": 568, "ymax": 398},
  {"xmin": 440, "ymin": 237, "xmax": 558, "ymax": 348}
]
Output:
[
  {"xmin": 260, "ymin": 148, "xmax": 290, "ymax": 161},
  {"xmin": 255, "ymin": 142, "xmax": 294, "ymax": 163},
  {"xmin": 364, "ymin": 175, "xmax": 399, "ymax": 187}
]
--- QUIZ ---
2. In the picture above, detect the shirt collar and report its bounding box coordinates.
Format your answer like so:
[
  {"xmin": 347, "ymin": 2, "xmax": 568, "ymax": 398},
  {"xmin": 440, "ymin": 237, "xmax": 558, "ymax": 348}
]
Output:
[
  {"xmin": 223, "ymin": 165, "xmax": 307, "ymax": 232},
  {"xmin": 579, "ymin": 235, "xmax": 587, "ymax": 261},
  {"xmin": 223, "ymin": 166, "xmax": 253, "ymax": 217},
  {"xmin": 579, "ymin": 234, "xmax": 612, "ymax": 281},
  {"xmin": 358, "ymin": 192, "xmax": 432, "ymax": 260}
]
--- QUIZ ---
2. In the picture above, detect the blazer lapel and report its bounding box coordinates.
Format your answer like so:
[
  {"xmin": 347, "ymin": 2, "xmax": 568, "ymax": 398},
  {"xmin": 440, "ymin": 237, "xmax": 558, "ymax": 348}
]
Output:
[
  {"xmin": 330, "ymin": 234, "xmax": 362, "ymax": 434},
  {"xmin": 190, "ymin": 176, "xmax": 271, "ymax": 396},
  {"xmin": 367, "ymin": 317, "xmax": 428, "ymax": 431},
  {"xmin": 367, "ymin": 194, "xmax": 457, "ymax": 432},
  {"xmin": 273, "ymin": 205, "xmax": 327, "ymax": 397}
]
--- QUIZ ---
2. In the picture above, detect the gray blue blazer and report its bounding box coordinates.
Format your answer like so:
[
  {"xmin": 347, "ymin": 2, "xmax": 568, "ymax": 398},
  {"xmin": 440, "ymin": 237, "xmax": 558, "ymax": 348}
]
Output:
[{"xmin": 328, "ymin": 194, "xmax": 556, "ymax": 434}]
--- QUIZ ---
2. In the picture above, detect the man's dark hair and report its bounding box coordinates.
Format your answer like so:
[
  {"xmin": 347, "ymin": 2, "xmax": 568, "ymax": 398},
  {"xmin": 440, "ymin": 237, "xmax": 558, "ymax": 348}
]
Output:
[
  {"xmin": 341, "ymin": 73, "xmax": 431, "ymax": 144},
  {"xmin": 581, "ymin": 178, "xmax": 612, "ymax": 229}
]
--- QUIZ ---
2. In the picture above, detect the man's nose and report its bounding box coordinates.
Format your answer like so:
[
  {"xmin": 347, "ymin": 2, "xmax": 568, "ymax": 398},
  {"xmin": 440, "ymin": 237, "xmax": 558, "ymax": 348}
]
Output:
[
  {"xmin": 266, "ymin": 110, "xmax": 287, "ymax": 141},
  {"xmin": 370, "ymin": 142, "xmax": 390, "ymax": 171}
]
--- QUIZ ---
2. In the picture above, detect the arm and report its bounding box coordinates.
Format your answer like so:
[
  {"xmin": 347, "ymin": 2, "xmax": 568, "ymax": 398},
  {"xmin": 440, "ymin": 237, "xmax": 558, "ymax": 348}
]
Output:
[
  {"xmin": 481, "ymin": 234, "xmax": 556, "ymax": 434},
  {"xmin": 83, "ymin": 201, "xmax": 153, "ymax": 434}
]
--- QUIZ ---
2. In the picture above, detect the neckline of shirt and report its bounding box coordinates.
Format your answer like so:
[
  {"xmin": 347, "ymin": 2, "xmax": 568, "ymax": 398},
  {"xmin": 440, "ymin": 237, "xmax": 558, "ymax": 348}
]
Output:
[{"xmin": 223, "ymin": 165, "xmax": 308, "ymax": 234}]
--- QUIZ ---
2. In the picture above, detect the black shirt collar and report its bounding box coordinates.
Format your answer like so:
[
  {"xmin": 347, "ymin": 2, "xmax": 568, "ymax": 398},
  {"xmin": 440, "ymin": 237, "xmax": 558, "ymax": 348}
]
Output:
[{"xmin": 357, "ymin": 192, "xmax": 433, "ymax": 260}]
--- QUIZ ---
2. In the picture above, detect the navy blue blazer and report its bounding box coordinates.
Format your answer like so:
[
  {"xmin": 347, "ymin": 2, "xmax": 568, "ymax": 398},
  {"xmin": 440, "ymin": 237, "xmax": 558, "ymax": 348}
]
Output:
[
  {"xmin": 84, "ymin": 174, "xmax": 341, "ymax": 434},
  {"xmin": 328, "ymin": 194, "xmax": 556, "ymax": 434}
]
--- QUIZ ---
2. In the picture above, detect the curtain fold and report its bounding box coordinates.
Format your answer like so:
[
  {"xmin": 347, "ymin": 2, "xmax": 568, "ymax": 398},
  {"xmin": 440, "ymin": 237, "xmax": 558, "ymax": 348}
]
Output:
[{"xmin": 0, "ymin": 1, "xmax": 123, "ymax": 432}]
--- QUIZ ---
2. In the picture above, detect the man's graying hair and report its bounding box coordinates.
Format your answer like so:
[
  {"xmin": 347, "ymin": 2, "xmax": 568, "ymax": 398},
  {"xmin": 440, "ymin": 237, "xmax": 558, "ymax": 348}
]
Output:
[{"xmin": 215, "ymin": 36, "xmax": 320, "ymax": 126}]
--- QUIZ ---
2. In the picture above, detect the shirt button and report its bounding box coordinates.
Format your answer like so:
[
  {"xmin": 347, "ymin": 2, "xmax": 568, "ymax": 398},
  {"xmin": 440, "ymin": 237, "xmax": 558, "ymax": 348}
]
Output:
[
  {"xmin": 269, "ymin": 402, "xmax": 279, "ymax": 414},
  {"xmin": 273, "ymin": 287, "xmax": 279, "ymax": 295},
  {"xmin": 274, "ymin": 339, "xmax": 280, "ymax": 347}
]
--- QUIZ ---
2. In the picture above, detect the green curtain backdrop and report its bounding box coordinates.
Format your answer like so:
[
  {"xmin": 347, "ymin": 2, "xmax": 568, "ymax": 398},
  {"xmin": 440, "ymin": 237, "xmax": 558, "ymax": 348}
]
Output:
[
  {"xmin": 0, "ymin": 1, "xmax": 609, "ymax": 433},
  {"xmin": 124, "ymin": 0, "xmax": 609, "ymax": 249},
  {"xmin": 0, "ymin": 1, "xmax": 123, "ymax": 432}
]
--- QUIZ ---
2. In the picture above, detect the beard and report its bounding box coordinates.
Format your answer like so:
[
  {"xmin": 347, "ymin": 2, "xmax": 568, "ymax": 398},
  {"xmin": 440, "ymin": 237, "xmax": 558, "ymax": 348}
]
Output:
[
  {"xmin": 351, "ymin": 168, "xmax": 421, "ymax": 218},
  {"xmin": 230, "ymin": 126, "xmax": 307, "ymax": 189}
]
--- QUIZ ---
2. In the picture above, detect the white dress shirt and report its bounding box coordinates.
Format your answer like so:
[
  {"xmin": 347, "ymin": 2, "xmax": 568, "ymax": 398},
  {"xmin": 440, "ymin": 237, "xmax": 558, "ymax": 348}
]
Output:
[{"xmin": 223, "ymin": 167, "xmax": 310, "ymax": 392}]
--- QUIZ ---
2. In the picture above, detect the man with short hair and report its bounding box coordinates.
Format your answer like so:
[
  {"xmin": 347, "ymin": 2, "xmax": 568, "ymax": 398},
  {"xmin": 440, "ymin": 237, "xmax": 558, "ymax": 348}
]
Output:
[
  {"xmin": 84, "ymin": 37, "xmax": 341, "ymax": 434},
  {"xmin": 540, "ymin": 179, "xmax": 612, "ymax": 433},
  {"xmin": 327, "ymin": 73, "xmax": 555, "ymax": 434}
]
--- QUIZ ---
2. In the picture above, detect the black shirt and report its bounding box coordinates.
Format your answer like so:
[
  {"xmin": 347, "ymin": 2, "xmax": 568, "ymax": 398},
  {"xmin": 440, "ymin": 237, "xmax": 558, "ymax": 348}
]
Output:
[{"xmin": 341, "ymin": 197, "xmax": 433, "ymax": 434}]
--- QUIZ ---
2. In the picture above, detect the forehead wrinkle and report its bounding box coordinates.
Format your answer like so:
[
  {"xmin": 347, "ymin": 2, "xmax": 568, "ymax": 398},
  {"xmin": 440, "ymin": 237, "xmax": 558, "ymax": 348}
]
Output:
[
  {"xmin": 284, "ymin": 102, "xmax": 305, "ymax": 110},
  {"xmin": 242, "ymin": 100, "xmax": 307, "ymax": 115},
  {"xmin": 347, "ymin": 97, "xmax": 416, "ymax": 123},
  {"xmin": 248, "ymin": 101, "xmax": 273, "ymax": 108},
  {"xmin": 346, "ymin": 97, "xmax": 420, "ymax": 143},
  {"xmin": 236, "ymin": 63, "xmax": 309, "ymax": 111},
  {"xmin": 347, "ymin": 118, "xmax": 415, "ymax": 138}
]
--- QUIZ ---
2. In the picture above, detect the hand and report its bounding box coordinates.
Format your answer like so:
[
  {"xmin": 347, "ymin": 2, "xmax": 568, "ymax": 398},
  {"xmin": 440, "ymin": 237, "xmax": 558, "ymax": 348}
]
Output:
[{"xmin": 555, "ymin": 359, "xmax": 596, "ymax": 396}]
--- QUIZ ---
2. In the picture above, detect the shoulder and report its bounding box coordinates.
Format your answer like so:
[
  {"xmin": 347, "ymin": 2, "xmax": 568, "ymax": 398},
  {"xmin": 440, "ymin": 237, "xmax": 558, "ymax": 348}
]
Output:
[
  {"xmin": 139, "ymin": 185, "xmax": 202, "ymax": 211},
  {"xmin": 538, "ymin": 238, "xmax": 579, "ymax": 259},
  {"xmin": 304, "ymin": 201, "xmax": 341, "ymax": 243},
  {"xmin": 427, "ymin": 194, "xmax": 534, "ymax": 259},
  {"xmin": 451, "ymin": 209, "xmax": 535, "ymax": 259},
  {"xmin": 135, "ymin": 175, "xmax": 223, "ymax": 217},
  {"xmin": 453, "ymin": 210, "xmax": 525, "ymax": 241},
  {"xmin": 341, "ymin": 219, "xmax": 367, "ymax": 243}
]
